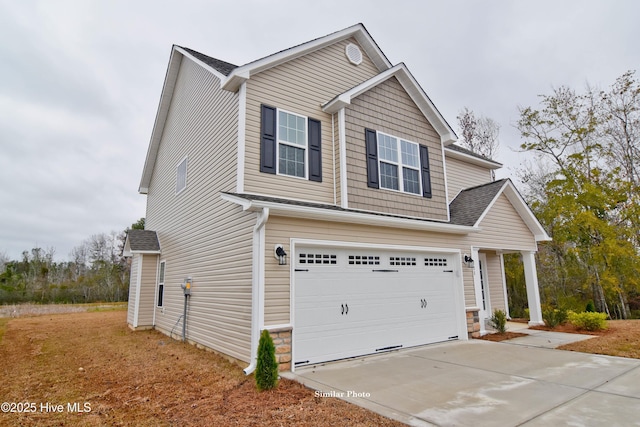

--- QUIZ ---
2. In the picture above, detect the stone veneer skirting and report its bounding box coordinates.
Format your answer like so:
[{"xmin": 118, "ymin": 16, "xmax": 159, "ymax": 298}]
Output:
[
  {"xmin": 267, "ymin": 327, "xmax": 292, "ymax": 372},
  {"xmin": 466, "ymin": 309, "xmax": 481, "ymax": 338}
]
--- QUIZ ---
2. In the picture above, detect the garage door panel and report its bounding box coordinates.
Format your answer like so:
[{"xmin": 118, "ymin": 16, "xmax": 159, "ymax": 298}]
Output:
[{"xmin": 294, "ymin": 247, "xmax": 462, "ymax": 366}]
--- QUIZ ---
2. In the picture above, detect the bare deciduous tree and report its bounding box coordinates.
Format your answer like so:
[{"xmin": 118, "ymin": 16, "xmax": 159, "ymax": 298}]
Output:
[{"xmin": 456, "ymin": 107, "xmax": 501, "ymax": 160}]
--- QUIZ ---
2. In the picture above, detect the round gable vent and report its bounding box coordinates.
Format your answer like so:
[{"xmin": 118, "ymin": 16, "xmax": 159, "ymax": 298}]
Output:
[{"xmin": 345, "ymin": 43, "xmax": 363, "ymax": 65}]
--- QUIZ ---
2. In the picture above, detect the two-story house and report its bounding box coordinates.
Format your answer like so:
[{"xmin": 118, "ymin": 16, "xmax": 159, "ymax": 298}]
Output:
[{"xmin": 124, "ymin": 24, "xmax": 550, "ymax": 373}]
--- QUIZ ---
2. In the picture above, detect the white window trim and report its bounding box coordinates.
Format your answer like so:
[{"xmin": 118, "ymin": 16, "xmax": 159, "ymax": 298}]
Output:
[
  {"xmin": 176, "ymin": 156, "xmax": 188, "ymax": 194},
  {"xmin": 276, "ymin": 108, "xmax": 308, "ymax": 180},
  {"xmin": 377, "ymin": 131, "xmax": 421, "ymax": 195},
  {"xmin": 157, "ymin": 260, "xmax": 166, "ymax": 308}
]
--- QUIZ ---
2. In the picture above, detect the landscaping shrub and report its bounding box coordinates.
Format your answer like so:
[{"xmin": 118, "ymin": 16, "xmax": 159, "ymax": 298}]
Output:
[
  {"xmin": 585, "ymin": 301, "xmax": 596, "ymax": 312},
  {"xmin": 542, "ymin": 307, "xmax": 568, "ymax": 328},
  {"xmin": 568, "ymin": 311, "xmax": 608, "ymax": 331},
  {"xmin": 489, "ymin": 309, "xmax": 508, "ymax": 334},
  {"xmin": 255, "ymin": 329, "xmax": 279, "ymax": 391}
]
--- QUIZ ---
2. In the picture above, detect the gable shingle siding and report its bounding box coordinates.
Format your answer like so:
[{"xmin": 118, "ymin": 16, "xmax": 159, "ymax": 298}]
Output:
[{"xmin": 345, "ymin": 76, "xmax": 448, "ymax": 220}]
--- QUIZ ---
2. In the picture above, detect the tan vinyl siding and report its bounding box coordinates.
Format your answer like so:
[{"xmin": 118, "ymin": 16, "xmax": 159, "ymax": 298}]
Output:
[
  {"xmin": 344, "ymin": 77, "xmax": 448, "ymax": 220},
  {"xmin": 264, "ymin": 215, "xmax": 479, "ymax": 325},
  {"xmin": 475, "ymin": 195, "xmax": 538, "ymax": 251},
  {"xmin": 483, "ymin": 251, "xmax": 506, "ymax": 312},
  {"xmin": 446, "ymin": 156, "xmax": 493, "ymax": 200},
  {"xmin": 136, "ymin": 254, "xmax": 158, "ymax": 327},
  {"xmin": 244, "ymin": 38, "xmax": 379, "ymax": 203},
  {"xmin": 127, "ymin": 254, "xmax": 139, "ymax": 326},
  {"xmin": 144, "ymin": 56, "xmax": 255, "ymax": 363}
]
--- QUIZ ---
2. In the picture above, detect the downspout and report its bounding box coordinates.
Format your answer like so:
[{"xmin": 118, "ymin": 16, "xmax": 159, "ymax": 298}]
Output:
[
  {"xmin": 244, "ymin": 207, "xmax": 269, "ymax": 375},
  {"xmin": 338, "ymin": 108, "xmax": 348, "ymax": 208},
  {"xmin": 332, "ymin": 113, "xmax": 337, "ymax": 205}
]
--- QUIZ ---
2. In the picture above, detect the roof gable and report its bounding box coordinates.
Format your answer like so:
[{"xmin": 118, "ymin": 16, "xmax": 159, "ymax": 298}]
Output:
[
  {"xmin": 123, "ymin": 230, "xmax": 161, "ymax": 256},
  {"xmin": 221, "ymin": 23, "xmax": 392, "ymax": 92},
  {"xmin": 449, "ymin": 179, "xmax": 551, "ymax": 242},
  {"xmin": 322, "ymin": 63, "xmax": 457, "ymax": 145}
]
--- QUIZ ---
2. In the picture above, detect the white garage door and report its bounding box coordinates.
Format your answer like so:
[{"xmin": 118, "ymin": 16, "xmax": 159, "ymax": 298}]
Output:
[{"xmin": 294, "ymin": 247, "xmax": 462, "ymax": 367}]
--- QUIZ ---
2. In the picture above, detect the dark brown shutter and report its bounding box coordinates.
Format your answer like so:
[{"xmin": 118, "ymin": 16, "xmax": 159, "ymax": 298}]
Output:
[
  {"xmin": 260, "ymin": 104, "xmax": 277, "ymax": 174},
  {"xmin": 419, "ymin": 144, "xmax": 432, "ymax": 198},
  {"xmin": 365, "ymin": 128, "xmax": 379, "ymax": 189},
  {"xmin": 308, "ymin": 118, "xmax": 322, "ymax": 182}
]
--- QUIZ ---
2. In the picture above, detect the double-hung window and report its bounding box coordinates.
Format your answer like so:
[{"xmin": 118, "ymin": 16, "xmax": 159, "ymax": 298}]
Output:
[
  {"xmin": 260, "ymin": 104, "xmax": 322, "ymax": 182},
  {"xmin": 377, "ymin": 132, "xmax": 421, "ymax": 195},
  {"xmin": 277, "ymin": 110, "xmax": 307, "ymax": 178}
]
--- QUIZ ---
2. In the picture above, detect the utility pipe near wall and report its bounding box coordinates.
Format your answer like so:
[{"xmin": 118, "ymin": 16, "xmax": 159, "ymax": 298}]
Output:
[{"xmin": 244, "ymin": 207, "xmax": 269, "ymax": 375}]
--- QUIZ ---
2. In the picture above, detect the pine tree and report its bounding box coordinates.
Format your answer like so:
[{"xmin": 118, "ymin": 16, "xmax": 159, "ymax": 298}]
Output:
[{"xmin": 255, "ymin": 329, "xmax": 278, "ymax": 391}]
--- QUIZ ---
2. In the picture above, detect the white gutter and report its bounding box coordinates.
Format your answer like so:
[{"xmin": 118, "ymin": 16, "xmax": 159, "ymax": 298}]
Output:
[
  {"xmin": 221, "ymin": 193, "xmax": 477, "ymax": 235},
  {"xmin": 244, "ymin": 207, "xmax": 269, "ymax": 375}
]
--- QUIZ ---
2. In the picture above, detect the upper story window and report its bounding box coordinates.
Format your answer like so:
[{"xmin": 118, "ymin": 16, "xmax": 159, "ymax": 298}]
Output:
[
  {"xmin": 260, "ymin": 104, "xmax": 322, "ymax": 182},
  {"xmin": 365, "ymin": 128, "xmax": 432, "ymax": 199},
  {"xmin": 377, "ymin": 132, "xmax": 421, "ymax": 195},
  {"xmin": 176, "ymin": 157, "xmax": 187, "ymax": 194},
  {"xmin": 278, "ymin": 110, "xmax": 307, "ymax": 178}
]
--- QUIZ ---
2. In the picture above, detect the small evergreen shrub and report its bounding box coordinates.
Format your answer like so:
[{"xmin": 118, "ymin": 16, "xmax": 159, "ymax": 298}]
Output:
[
  {"xmin": 568, "ymin": 311, "xmax": 608, "ymax": 331},
  {"xmin": 585, "ymin": 301, "xmax": 596, "ymax": 312},
  {"xmin": 490, "ymin": 309, "xmax": 508, "ymax": 334},
  {"xmin": 542, "ymin": 307, "xmax": 568, "ymax": 328},
  {"xmin": 255, "ymin": 329, "xmax": 279, "ymax": 391}
]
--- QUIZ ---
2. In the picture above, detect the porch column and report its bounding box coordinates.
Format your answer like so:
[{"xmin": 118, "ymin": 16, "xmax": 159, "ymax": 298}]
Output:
[{"xmin": 522, "ymin": 251, "xmax": 543, "ymax": 325}]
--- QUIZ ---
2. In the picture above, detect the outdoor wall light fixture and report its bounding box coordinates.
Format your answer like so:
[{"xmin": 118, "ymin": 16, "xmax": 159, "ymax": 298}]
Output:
[
  {"xmin": 275, "ymin": 245, "xmax": 287, "ymax": 266},
  {"xmin": 464, "ymin": 254, "xmax": 475, "ymax": 269}
]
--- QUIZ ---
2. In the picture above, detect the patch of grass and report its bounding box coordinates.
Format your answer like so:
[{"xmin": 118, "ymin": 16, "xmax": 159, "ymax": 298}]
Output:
[
  {"xmin": 86, "ymin": 303, "xmax": 127, "ymax": 312},
  {"xmin": 0, "ymin": 317, "xmax": 9, "ymax": 343},
  {"xmin": 0, "ymin": 311, "xmax": 404, "ymax": 426}
]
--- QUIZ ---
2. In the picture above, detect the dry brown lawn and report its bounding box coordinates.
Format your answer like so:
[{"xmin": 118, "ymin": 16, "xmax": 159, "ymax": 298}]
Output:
[
  {"xmin": 0, "ymin": 309, "xmax": 403, "ymax": 427},
  {"xmin": 556, "ymin": 320, "xmax": 640, "ymax": 359}
]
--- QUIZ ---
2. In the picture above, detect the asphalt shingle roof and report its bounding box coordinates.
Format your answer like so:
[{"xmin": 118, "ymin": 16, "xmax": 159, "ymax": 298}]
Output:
[
  {"xmin": 178, "ymin": 46, "xmax": 237, "ymax": 76},
  {"xmin": 127, "ymin": 229, "xmax": 161, "ymax": 252},
  {"xmin": 448, "ymin": 179, "xmax": 508, "ymax": 226}
]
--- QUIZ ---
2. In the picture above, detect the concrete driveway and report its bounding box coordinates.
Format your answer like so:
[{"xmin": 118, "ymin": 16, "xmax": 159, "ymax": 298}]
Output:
[{"xmin": 288, "ymin": 339, "xmax": 640, "ymax": 426}]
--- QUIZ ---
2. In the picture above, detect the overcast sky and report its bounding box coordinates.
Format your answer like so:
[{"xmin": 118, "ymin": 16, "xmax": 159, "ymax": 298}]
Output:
[{"xmin": 1, "ymin": 0, "xmax": 638, "ymax": 261}]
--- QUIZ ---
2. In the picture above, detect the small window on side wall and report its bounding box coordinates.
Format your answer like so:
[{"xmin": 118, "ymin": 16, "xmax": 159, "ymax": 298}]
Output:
[
  {"xmin": 157, "ymin": 261, "xmax": 165, "ymax": 307},
  {"xmin": 176, "ymin": 157, "xmax": 187, "ymax": 194}
]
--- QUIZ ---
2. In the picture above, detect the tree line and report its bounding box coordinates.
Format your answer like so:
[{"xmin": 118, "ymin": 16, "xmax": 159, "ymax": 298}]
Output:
[
  {"xmin": 0, "ymin": 219, "xmax": 145, "ymax": 304},
  {"xmin": 510, "ymin": 71, "xmax": 640, "ymax": 319}
]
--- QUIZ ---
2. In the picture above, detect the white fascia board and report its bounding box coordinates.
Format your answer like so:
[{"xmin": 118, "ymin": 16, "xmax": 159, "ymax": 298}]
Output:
[
  {"xmin": 139, "ymin": 47, "xmax": 184, "ymax": 194},
  {"xmin": 221, "ymin": 24, "xmax": 391, "ymax": 92},
  {"xmin": 221, "ymin": 194, "xmax": 477, "ymax": 235},
  {"xmin": 393, "ymin": 64, "xmax": 457, "ymax": 145},
  {"xmin": 322, "ymin": 65, "xmax": 402, "ymax": 113},
  {"xmin": 221, "ymin": 193, "xmax": 254, "ymax": 210},
  {"xmin": 322, "ymin": 64, "xmax": 457, "ymax": 145},
  {"xmin": 129, "ymin": 250, "xmax": 162, "ymax": 255},
  {"xmin": 444, "ymin": 147, "xmax": 502, "ymax": 169}
]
